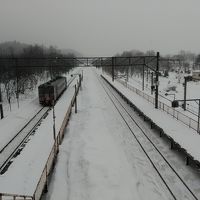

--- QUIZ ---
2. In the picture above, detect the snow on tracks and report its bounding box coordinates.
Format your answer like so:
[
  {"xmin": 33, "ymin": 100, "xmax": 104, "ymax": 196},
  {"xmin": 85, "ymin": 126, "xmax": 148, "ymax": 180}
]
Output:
[{"xmin": 0, "ymin": 75, "xmax": 81, "ymax": 199}]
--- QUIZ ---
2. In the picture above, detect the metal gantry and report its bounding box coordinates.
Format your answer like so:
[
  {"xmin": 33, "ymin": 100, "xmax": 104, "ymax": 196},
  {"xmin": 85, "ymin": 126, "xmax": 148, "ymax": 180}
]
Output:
[
  {"xmin": 91, "ymin": 53, "xmax": 161, "ymax": 109},
  {"xmin": 0, "ymin": 53, "xmax": 179, "ymax": 119}
]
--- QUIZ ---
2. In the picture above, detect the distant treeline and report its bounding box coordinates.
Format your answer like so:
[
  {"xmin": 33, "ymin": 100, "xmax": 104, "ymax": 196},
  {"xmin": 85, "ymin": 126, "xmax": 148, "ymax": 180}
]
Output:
[
  {"xmin": 116, "ymin": 49, "xmax": 200, "ymax": 70},
  {"xmin": 0, "ymin": 41, "xmax": 77, "ymax": 110},
  {"xmin": 100, "ymin": 49, "xmax": 200, "ymax": 80},
  {"xmin": 0, "ymin": 41, "xmax": 76, "ymax": 58}
]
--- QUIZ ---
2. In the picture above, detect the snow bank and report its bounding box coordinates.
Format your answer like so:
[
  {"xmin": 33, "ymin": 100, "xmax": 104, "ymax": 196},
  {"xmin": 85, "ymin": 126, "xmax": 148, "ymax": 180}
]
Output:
[{"xmin": 103, "ymin": 74, "xmax": 200, "ymax": 162}]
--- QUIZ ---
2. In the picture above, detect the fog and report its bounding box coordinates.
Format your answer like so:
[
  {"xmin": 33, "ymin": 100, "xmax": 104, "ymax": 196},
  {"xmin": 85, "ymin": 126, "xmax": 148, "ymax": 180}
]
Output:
[{"xmin": 0, "ymin": 0, "xmax": 200, "ymax": 56}]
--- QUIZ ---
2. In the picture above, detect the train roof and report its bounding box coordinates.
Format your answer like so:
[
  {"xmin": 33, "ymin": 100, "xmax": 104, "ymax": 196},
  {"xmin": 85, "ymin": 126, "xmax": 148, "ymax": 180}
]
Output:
[{"xmin": 39, "ymin": 76, "xmax": 66, "ymax": 88}]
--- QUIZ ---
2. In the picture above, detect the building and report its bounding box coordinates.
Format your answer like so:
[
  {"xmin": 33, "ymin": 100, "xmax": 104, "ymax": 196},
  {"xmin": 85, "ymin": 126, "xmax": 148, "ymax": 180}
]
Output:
[{"xmin": 192, "ymin": 70, "xmax": 200, "ymax": 80}]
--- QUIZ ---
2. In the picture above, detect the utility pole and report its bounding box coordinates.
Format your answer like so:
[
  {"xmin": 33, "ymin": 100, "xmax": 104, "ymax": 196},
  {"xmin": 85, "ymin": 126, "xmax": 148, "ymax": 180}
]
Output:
[
  {"xmin": 50, "ymin": 61, "xmax": 53, "ymax": 80},
  {"xmin": 183, "ymin": 77, "xmax": 187, "ymax": 111},
  {"xmin": 53, "ymin": 100, "xmax": 56, "ymax": 141},
  {"xmin": 126, "ymin": 65, "xmax": 129, "ymax": 85},
  {"xmin": 151, "ymin": 72, "xmax": 154, "ymax": 95},
  {"xmin": 155, "ymin": 52, "xmax": 160, "ymax": 109},
  {"xmin": 0, "ymin": 68, "xmax": 3, "ymax": 119},
  {"xmin": 0, "ymin": 82, "xmax": 3, "ymax": 119},
  {"xmin": 75, "ymin": 85, "xmax": 77, "ymax": 113},
  {"xmin": 112, "ymin": 57, "xmax": 115, "ymax": 82},
  {"xmin": 198, "ymin": 100, "xmax": 200, "ymax": 133},
  {"xmin": 146, "ymin": 68, "xmax": 149, "ymax": 83},
  {"xmin": 142, "ymin": 58, "xmax": 145, "ymax": 91},
  {"xmin": 15, "ymin": 58, "xmax": 19, "ymax": 108}
]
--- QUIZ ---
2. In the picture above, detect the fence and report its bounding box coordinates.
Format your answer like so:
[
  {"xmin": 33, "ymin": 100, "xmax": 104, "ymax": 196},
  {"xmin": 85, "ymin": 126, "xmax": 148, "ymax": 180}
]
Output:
[
  {"xmin": 0, "ymin": 76, "xmax": 82, "ymax": 200},
  {"xmin": 117, "ymin": 79, "xmax": 198, "ymax": 133}
]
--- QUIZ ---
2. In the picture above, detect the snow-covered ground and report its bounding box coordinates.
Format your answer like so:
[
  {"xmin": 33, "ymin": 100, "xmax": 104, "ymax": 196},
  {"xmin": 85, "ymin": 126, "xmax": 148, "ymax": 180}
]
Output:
[
  {"xmin": 0, "ymin": 98, "xmax": 42, "ymax": 150},
  {"xmin": 0, "ymin": 67, "xmax": 79, "ymax": 150},
  {"xmin": 1, "ymin": 67, "xmax": 199, "ymax": 199},
  {"xmin": 0, "ymin": 74, "xmax": 79, "ymax": 196},
  {"xmin": 102, "ymin": 73, "xmax": 200, "ymax": 162},
  {"xmin": 126, "ymin": 72, "xmax": 200, "ymax": 117},
  {"xmin": 0, "ymin": 67, "xmax": 76, "ymax": 118},
  {"xmin": 0, "ymin": 67, "xmax": 81, "ymax": 197},
  {"xmin": 43, "ymin": 68, "xmax": 173, "ymax": 200}
]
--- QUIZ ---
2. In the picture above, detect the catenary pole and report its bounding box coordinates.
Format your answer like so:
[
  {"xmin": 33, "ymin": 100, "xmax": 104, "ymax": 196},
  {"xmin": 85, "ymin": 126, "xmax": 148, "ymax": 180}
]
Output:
[{"xmin": 155, "ymin": 52, "xmax": 160, "ymax": 109}]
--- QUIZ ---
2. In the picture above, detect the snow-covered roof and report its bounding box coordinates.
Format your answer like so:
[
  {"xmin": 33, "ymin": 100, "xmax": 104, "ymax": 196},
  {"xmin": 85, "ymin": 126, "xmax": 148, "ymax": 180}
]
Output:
[{"xmin": 193, "ymin": 70, "xmax": 200, "ymax": 73}]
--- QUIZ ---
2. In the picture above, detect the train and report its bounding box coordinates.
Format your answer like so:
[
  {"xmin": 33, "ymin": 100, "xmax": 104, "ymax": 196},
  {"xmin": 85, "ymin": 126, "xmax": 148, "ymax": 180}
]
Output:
[{"xmin": 38, "ymin": 76, "xmax": 67, "ymax": 106}]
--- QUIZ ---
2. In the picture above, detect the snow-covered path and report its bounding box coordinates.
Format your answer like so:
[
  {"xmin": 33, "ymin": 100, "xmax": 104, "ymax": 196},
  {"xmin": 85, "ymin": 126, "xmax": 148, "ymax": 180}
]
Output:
[{"xmin": 43, "ymin": 68, "xmax": 173, "ymax": 200}]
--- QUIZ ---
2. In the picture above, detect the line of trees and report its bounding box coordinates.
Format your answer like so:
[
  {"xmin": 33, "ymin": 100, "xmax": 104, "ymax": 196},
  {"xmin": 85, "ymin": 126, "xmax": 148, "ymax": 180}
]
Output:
[
  {"xmin": 0, "ymin": 42, "xmax": 76, "ymax": 111},
  {"xmin": 99, "ymin": 49, "xmax": 200, "ymax": 86}
]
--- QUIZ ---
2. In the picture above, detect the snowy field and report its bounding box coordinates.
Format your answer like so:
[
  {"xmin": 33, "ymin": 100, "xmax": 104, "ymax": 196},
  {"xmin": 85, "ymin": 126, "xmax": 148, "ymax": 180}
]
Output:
[{"xmin": 126, "ymin": 71, "xmax": 200, "ymax": 117}]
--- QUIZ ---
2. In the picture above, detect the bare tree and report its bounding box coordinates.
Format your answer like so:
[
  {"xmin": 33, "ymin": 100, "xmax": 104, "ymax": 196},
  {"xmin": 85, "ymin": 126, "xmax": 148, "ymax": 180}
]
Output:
[{"xmin": 3, "ymin": 79, "xmax": 15, "ymax": 111}]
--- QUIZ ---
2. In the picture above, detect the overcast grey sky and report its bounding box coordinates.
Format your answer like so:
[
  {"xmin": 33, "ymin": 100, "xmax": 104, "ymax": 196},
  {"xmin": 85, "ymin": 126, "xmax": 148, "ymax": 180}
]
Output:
[{"xmin": 0, "ymin": 0, "xmax": 200, "ymax": 56}]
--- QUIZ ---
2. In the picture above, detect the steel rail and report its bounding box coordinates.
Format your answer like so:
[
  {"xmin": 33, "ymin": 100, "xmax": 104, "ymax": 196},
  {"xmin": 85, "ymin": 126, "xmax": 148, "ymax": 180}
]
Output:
[
  {"xmin": 0, "ymin": 74, "xmax": 77, "ymax": 173},
  {"xmin": 98, "ymin": 74, "xmax": 198, "ymax": 200},
  {"xmin": 0, "ymin": 107, "xmax": 45, "ymax": 153},
  {"xmin": 0, "ymin": 107, "xmax": 50, "ymax": 173}
]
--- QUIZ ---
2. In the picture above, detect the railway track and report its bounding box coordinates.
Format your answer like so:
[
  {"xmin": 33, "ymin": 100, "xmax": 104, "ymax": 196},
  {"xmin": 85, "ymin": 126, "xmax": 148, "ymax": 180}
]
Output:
[
  {"xmin": 98, "ymin": 74, "xmax": 199, "ymax": 200},
  {"xmin": 0, "ymin": 74, "xmax": 78, "ymax": 174},
  {"xmin": 0, "ymin": 107, "xmax": 50, "ymax": 174}
]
